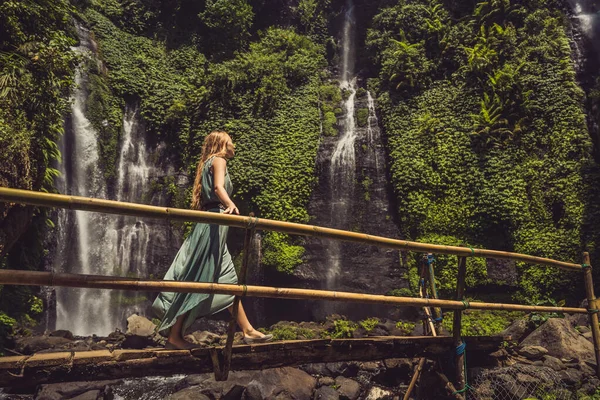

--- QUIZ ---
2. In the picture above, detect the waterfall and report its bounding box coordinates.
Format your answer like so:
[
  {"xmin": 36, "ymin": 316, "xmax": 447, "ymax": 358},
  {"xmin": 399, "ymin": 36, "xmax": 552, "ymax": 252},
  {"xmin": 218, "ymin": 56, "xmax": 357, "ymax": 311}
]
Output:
[
  {"xmin": 326, "ymin": 1, "xmax": 357, "ymax": 290},
  {"xmin": 54, "ymin": 35, "xmax": 114, "ymax": 335},
  {"xmin": 52, "ymin": 25, "xmax": 176, "ymax": 336},
  {"xmin": 566, "ymin": 0, "xmax": 600, "ymax": 160}
]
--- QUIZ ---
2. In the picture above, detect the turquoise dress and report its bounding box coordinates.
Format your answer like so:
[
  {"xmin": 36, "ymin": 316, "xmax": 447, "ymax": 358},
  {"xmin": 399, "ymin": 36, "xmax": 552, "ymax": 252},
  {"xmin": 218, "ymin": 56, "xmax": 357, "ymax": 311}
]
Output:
[{"xmin": 152, "ymin": 156, "xmax": 237, "ymax": 336}]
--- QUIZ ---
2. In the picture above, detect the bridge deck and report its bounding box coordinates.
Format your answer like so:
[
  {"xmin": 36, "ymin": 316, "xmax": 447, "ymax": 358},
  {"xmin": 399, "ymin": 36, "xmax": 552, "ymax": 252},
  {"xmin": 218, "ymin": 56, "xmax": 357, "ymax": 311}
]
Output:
[{"xmin": 0, "ymin": 335, "xmax": 509, "ymax": 387}]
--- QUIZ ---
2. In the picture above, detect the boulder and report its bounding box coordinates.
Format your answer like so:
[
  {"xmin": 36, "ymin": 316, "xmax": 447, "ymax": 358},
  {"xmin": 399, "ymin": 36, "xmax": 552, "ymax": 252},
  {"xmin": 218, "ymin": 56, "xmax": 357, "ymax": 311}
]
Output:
[
  {"xmin": 15, "ymin": 335, "xmax": 72, "ymax": 355},
  {"xmin": 168, "ymin": 388, "xmax": 211, "ymax": 400},
  {"xmin": 500, "ymin": 318, "xmax": 532, "ymax": 343},
  {"xmin": 517, "ymin": 345, "xmax": 548, "ymax": 360},
  {"xmin": 521, "ymin": 318, "xmax": 595, "ymax": 363},
  {"xmin": 122, "ymin": 314, "xmax": 161, "ymax": 349},
  {"xmin": 335, "ymin": 377, "xmax": 360, "ymax": 400},
  {"xmin": 365, "ymin": 386, "xmax": 392, "ymax": 400},
  {"xmin": 566, "ymin": 300, "xmax": 589, "ymax": 328},
  {"xmin": 542, "ymin": 355, "xmax": 565, "ymax": 371},
  {"xmin": 318, "ymin": 377, "xmax": 335, "ymax": 387},
  {"xmin": 35, "ymin": 380, "xmax": 121, "ymax": 400},
  {"xmin": 185, "ymin": 331, "xmax": 221, "ymax": 346},
  {"xmin": 559, "ymin": 368, "xmax": 585, "ymax": 386},
  {"xmin": 49, "ymin": 330, "xmax": 74, "ymax": 340},
  {"xmin": 187, "ymin": 371, "xmax": 256, "ymax": 398},
  {"xmin": 313, "ymin": 386, "xmax": 339, "ymax": 400},
  {"xmin": 245, "ymin": 367, "xmax": 316, "ymax": 400}
]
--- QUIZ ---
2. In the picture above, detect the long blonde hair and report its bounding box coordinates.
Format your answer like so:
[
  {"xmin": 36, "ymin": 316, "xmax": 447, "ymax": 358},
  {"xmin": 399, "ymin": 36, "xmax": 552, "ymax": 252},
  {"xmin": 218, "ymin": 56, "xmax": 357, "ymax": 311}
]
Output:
[{"xmin": 191, "ymin": 131, "xmax": 231, "ymax": 210}]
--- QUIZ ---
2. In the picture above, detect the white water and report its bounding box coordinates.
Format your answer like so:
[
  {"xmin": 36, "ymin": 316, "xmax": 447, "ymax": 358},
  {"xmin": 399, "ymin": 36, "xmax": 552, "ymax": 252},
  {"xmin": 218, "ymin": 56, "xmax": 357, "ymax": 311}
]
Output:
[
  {"xmin": 366, "ymin": 91, "xmax": 381, "ymax": 170},
  {"xmin": 326, "ymin": 1, "xmax": 356, "ymax": 288},
  {"xmin": 54, "ymin": 27, "xmax": 159, "ymax": 335},
  {"xmin": 55, "ymin": 61, "xmax": 114, "ymax": 335}
]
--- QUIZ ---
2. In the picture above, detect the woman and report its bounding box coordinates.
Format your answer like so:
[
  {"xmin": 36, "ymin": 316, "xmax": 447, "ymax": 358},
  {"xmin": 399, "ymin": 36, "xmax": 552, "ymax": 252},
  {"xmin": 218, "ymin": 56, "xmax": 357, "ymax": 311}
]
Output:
[{"xmin": 152, "ymin": 131, "xmax": 272, "ymax": 349}]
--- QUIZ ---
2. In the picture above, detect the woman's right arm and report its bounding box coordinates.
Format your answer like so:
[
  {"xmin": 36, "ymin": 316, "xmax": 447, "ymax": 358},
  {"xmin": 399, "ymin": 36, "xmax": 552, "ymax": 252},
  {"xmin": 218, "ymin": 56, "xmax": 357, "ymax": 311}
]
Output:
[{"xmin": 212, "ymin": 157, "xmax": 239, "ymax": 215}]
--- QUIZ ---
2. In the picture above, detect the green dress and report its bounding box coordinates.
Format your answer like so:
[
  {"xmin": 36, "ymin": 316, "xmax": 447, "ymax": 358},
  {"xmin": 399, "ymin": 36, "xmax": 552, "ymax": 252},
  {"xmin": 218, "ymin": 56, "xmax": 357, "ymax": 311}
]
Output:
[{"xmin": 152, "ymin": 156, "xmax": 237, "ymax": 336}]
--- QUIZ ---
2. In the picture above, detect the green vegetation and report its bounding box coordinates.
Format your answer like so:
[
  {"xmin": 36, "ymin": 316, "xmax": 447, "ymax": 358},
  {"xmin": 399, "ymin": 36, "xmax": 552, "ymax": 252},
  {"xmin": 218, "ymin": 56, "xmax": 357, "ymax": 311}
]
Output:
[
  {"xmin": 441, "ymin": 310, "xmax": 524, "ymax": 336},
  {"xmin": 359, "ymin": 317, "xmax": 379, "ymax": 332},
  {"xmin": 368, "ymin": 0, "xmax": 595, "ymax": 302},
  {"xmin": 329, "ymin": 319, "xmax": 358, "ymax": 339},
  {"xmin": 395, "ymin": 320, "xmax": 415, "ymax": 335}
]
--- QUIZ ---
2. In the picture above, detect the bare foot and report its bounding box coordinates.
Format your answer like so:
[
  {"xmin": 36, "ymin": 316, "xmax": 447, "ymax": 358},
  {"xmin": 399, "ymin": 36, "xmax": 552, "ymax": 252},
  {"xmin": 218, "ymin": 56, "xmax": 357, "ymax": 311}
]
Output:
[
  {"xmin": 244, "ymin": 329, "xmax": 266, "ymax": 339},
  {"xmin": 166, "ymin": 337, "xmax": 198, "ymax": 350}
]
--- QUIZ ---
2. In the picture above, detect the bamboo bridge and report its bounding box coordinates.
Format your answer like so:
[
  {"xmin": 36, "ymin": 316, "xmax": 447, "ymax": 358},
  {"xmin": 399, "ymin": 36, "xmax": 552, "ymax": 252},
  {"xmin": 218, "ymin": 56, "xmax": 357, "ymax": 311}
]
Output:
[{"xmin": 0, "ymin": 187, "xmax": 598, "ymax": 399}]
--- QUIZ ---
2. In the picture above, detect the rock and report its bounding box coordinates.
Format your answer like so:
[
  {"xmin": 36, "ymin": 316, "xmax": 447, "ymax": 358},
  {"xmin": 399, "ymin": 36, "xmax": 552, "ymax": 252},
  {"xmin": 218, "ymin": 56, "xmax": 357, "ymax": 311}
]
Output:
[
  {"xmin": 576, "ymin": 326, "xmax": 591, "ymax": 334},
  {"xmin": 521, "ymin": 318, "xmax": 595, "ymax": 363},
  {"xmin": 245, "ymin": 367, "xmax": 316, "ymax": 400},
  {"xmin": 126, "ymin": 314, "xmax": 157, "ymax": 337},
  {"xmin": 559, "ymin": 368, "xmax": 584, "ymax": 386},
  {"xmin": 302, "ymin": 362, "xmax": 358, "ymax": 377},
  {"xmin": 313, "ymin": 386, "xmax": 339, "ymax": 400},
  {"xmin": 15, "ymin": 335, "xmax": 72, "ymax": 355},
  {"xmin": 186, "ymin": 319, "xmax": 229, "ymax": 336},
  {"xmin": 335, "ymin": 377, "xmax": 360, "ymax": 400},
  {"xmin": 360, "ymin": 362, "xmax": 380, "ymax": 372},
  {"xmin": 318, "ymin": 377, "xmax": 335, "ymax": 387},
  {"xmin": 486, "ymin": 258, "xmax": 518, "ymax": 286},
  {"xmin": 122, "ymin": 314, "xmax": 161, "ymax": 349},
  {"xmin": 518, "ymin": 345, "xmax": 548, "ymax": 360},
  {"xmin": 579, "ymin": 377, "xmax": 600, "ymax": 395},
  {"xmin": 500, "ymin": 319, "xmax": 532, "ymax": 343},
  {"xmin": 35, "ymin": 380, "xmax": 121, "ymax": 400},
  {"xmin": 365, "ymin": 386, "xmax": 392, "ymax": 400},
  {"xmin": 190, "ymin": 371, "xmax": 256, "ymax": 398},
  {"xmin": 168, "ymin": 388, "xmax": 211, "ymax": 400},
  {"xmin": 185, "ymin": 331, "xmax": 221, "ymax": 346},
  {"xmin": 583, "ymin": 331, "xmax": 593, "ymax": 341},
  {"xmin": 542, "ymin": 355, "xmax": 565, "ymax": 371},
  {"xmin": 49, "ymin": 330, "xmax": 74, "ymax": 340},
  {"xmin": 69, "ymin": 391, "xmax": 101, "ymax": 400},
  {"xmin": 566, "ymin": 300, "xmax": 589, "ymax": 328},
  {"xmin": 577, "ymin": 361, "xmax": 596, "ymax": 377},
  {"xmin": 383, "ymin": 359, "xmax": 412, "ymax": 370}
]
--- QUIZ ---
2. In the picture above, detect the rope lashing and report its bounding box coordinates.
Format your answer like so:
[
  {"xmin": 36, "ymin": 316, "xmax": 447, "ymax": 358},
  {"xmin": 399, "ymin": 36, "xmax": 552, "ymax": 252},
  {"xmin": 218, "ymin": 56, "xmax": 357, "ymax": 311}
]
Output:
[
  {"xmin": 455, "ymin": 341, "xmax": 466, "ymax": 356},
  {"xmin": 452, "ymin": 340, "xmax": 472, "ymax": 395},
  {"xmin": 588, "ymin": 309, "xmax": 599, "ymax": 314},
  {"xmin": 242, "ymin": 284, "xmax": 248, "ymax": 297},
  {"xmin": 469, "ymin": 247, "xmax": 475, "ymax": 256},
  {"xmin": 582, "ymin": 263, "xmax": 592, "ymax": 270},
  {"xmin": 461, "ymin": 299, "xmax": 470, "ymax": 310}
]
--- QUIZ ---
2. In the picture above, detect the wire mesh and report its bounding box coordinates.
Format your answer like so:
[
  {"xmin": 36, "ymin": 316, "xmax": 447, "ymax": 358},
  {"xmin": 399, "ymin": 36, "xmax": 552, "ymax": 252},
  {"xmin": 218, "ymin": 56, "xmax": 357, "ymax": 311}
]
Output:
[{"xmin": 469, "ymin": 364, "xmax": 572, "ymax": 400}]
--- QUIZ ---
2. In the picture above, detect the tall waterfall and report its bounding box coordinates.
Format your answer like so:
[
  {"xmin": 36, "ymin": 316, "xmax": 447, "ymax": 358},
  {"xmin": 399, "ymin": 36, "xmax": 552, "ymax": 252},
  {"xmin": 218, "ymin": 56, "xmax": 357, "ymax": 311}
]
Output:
[
  {"xmin": 52, "ymin": 26, "xmax": 177, "ymax": 336},
  {"xmin": 54, "ymin": 33, "xmax": 114, "ymax": 335},
  {"xmin": 326, "ymin": 1, "xmax": 357, "ymax": 289},
  {"xmin": 284, "ymin": 0, "xmax": 407, "ymax": 323}
]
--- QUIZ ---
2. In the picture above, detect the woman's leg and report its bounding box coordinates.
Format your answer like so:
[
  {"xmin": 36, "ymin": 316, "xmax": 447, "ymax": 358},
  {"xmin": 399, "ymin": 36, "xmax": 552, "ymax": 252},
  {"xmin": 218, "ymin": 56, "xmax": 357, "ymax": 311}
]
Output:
[
  {"xmin": 168, "ymin": 312, "xmax": 190, "ymax": 346},
  {"xmin": 229, "ymin": 301, "xmax": 266, "ymax": 339}
]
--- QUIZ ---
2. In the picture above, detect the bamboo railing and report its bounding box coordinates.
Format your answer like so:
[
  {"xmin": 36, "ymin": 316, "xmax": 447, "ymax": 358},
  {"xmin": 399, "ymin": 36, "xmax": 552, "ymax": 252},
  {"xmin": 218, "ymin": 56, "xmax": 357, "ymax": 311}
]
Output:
[{"xmin": 0, "ymin": 186, "xmax": 598, "ymax": 387}]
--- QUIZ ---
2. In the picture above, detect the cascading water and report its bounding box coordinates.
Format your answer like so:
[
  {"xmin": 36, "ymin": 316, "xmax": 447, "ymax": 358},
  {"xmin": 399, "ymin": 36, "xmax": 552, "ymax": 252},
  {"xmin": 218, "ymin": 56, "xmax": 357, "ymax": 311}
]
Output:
[
  {"xmin": 54, "ymin": 27, "xmax": 114, "ymax": 335},
  {"xmin": 566, "ymin": 0, "xmax": 600, "ymax": 160},
  {"xmin": 52, "ymin": 26, "xmax": 178, "ymax": 336},
  {"xmin": 276, "ymin": 0, "xmax": 407, "ymax": 323},
  {"xmin": 326, "ymin": 2, "xmax": 357, "ymax": 290}
]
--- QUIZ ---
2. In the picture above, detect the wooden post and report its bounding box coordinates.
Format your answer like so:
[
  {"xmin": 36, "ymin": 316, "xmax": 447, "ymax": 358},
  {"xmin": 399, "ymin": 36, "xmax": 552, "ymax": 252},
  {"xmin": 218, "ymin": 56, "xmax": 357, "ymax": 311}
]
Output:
[
  {"xmin": 218, "ymin": 213, "xmax": 256, "ymax": 381},
  {"xmin": 425, "ymin": 254, "xmax": 443, "ymax": 331},
  {"xmin": 452, "ymin": 256, "xmax": 467, "ymax": 392},
  {"xmin": 582, "ymin": 252, "xmax": 600, "ymax": 378}
]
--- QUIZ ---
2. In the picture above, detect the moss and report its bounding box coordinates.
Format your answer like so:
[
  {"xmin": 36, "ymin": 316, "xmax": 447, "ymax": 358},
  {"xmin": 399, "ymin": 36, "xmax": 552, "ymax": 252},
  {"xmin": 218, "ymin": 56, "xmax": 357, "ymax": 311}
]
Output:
[
  {"xmin": 387, "ymin": 288, "xmax": 413, "ymax": 297},
  {"xmin": 262, "ymin": 232, "xmax": 305, "ymax": 273},
  {"xmin": 359, "ymin": 317, "xmax": 379, "ymax": 332},
  {"xmin": 356, "ymin": 107, "xmax": 369, "ymax": 127},
  {"xmin": 395, "ymin": 320, "xmax": 416, "ymax": 335},
  {"xmin": 441, "ymin": 310, "xmax": 524, "ymax": 336},
  {"xmin": 329, "ymin": 319, "xmax": 358, "ymax": 339}
]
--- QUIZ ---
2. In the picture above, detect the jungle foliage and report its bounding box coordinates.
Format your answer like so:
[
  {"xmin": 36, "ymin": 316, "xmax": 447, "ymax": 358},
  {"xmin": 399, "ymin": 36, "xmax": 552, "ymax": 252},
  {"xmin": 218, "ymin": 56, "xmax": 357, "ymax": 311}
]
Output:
[{"xmin": 367, "ymin": 0, "xmax": 597, "ymax": 302}]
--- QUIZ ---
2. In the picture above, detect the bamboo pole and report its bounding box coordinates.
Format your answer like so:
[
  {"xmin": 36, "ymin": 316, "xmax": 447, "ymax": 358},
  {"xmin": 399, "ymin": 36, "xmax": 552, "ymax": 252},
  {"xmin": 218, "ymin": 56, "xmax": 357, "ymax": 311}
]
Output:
[
  {"xmin": 0, "ymin": 187, "xmax": 583, "ymax": 271},
  {"xmin": 0, "ymin": 270, "xmax": 586, "ymax": 314},
  {"xmin": 219, "ymin": 216, "xmax": 255, "ymax": 381},
  {"xmin": 403, "ymin": 358, "xmax": 426, "ymax": 400},
  {"xmin": 452, "ymin": 256, "xmax": 467, "ymax": 392},
  {"xmin": 582, "ymin": 252, "xmax": 600, "ymax": 378},
  {"xmin": 425, "ymin": 254, "xmax": 443, "ymax": 330}
]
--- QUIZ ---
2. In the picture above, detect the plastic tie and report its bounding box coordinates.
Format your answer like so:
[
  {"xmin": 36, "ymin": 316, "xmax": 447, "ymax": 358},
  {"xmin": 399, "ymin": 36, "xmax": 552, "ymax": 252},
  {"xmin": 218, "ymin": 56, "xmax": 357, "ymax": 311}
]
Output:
[
  {"xmin": 452, "ymin": 385, "xmax": 472, "ymax": 395},
  {"xmin": 582, "ymin": 263, "xmax": 592, "ymax": 270},
  {"xmin": 469, "ymin": 247, "xmax": 475, "ymax": 256},
  {"xmin": 461, "ymin": 299, "xmax": 470, "ymax": 310},
  {"xmin": 588, "ymin": 309, "xmax": 599, "ymax": 314},
  {"xmin": 242, "ymin": 285, "xmax": 248, "ymax": 297},
  {"xmin": 427, "ymin": 254, "xmax": 436, "ymax": 265},
  {"xmin": 433, "ymin": 316, "xmax": 443, "ymax": 322},
  {"xmin": 420, "ymin": 278, "xmax": 425, "ymax": 287},
  {"xmin": 456, "ymin": 341, "xmax": 466, "ymax": 356}
]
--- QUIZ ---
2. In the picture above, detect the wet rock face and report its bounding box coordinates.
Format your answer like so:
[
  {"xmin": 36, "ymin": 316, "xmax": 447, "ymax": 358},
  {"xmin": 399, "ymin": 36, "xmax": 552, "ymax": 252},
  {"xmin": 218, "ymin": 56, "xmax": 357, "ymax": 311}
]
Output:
[{"xmin": 264, "ymin": 91, "xmax": 409, "ymax": 323}]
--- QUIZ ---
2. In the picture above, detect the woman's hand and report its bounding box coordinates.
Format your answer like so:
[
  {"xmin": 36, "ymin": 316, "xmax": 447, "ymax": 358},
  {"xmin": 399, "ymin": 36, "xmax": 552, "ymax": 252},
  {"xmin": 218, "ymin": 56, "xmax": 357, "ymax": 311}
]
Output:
[{"xmin": 224, "ymin": 203, "xmax": 239, "ymax": 215}]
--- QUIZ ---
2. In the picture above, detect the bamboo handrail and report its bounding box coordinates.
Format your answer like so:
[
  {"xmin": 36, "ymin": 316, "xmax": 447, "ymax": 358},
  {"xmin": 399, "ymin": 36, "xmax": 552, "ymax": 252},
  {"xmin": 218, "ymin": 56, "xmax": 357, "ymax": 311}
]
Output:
[
  {"xmin": 0, "ymin": 270, "xmax": 587, "ymax": 314},
  {"xmin": 0, "ymin": 187, "xmax": 583, "ymax": 271}
]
